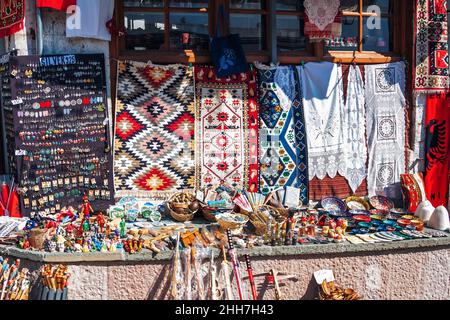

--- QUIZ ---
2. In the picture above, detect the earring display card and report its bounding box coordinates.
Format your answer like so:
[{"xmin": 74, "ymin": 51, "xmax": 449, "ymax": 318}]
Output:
[{"xmin": 8, "ymin": 54, "xmax": 114, "ymax": 216}]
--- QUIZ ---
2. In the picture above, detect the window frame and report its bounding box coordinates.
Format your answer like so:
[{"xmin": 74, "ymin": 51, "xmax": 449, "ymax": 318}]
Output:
[{"xmin": 111, "ymin": 0, "xmax": 412, "ymax": 64}]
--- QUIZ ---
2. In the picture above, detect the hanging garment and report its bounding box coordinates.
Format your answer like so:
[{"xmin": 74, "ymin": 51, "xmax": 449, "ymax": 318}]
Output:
[
  {"xmin": 66, "ymin": 0, "xmax": 115, "ymax": 41},
  {"xmin": 114, "ymin": 61, "xmax": 195, "ymax": 199},
  {"xmin": 304, "ymin": 0, "xmax": 342, "ymax": 40},
  {"xmin": 194, "ymin": 66, "xmax": 259, "ymax": 192},
  {"xmin": 0, "ymin": 0, "xmax": 25, "ymax": 38},
  {"xmin": 256, "ymin": 64, "xmax": 308, "ymax": 202},
  {"xmin": 413, "ymin": 0, "xmax": 449, "ymax": 92},
  {"xmin": 298, "ymin": 62, "xmax": 346, "ymax": 181},
  {"xmin": 343, "ymin": 65, "xmax": 367, "ymax": 193},
  {"xmin": 410, "ymin": 94, "xmax": 427, "ymax": 173},
  {"xmin": 424, "ymin": 94, "xmax": 450, "ymax": 208},
  {"xmin": 37, "ymin": 0, "xmax": 75, "ymax": 11},
  {"xmin": 365, "ymin": 62, "xmax": 406, "ymax": 202}
]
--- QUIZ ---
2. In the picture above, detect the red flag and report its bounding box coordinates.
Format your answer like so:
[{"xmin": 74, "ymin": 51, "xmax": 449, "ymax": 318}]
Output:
[
  {"xmin": 36, "ymin": 0, "xmax": 76, "ymax": 11},
  {"xmin": 424, "ymin": 95, "xmax": 450, "ymax": 208},
  {"xmin": 7, "ymin": 189, "xmax": 22, "ymax": 218}
]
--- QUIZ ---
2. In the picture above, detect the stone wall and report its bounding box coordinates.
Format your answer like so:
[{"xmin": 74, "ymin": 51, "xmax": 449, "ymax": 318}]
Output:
[{"xmin": 8, "ymin": 245, "xmax": 450, "ymax": 300}]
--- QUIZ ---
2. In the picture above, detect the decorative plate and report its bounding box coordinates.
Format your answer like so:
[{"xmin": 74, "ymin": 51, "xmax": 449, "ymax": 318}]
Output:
[
  {"xmin": 370, "ymin": 215, "xmax": 384, "ymax": 221},
  {"xmin": 353, "ymin": 215, "xmax": 371, "ymax": 223},
  {"xmin": 370, "ymin": 209, "xmax": 390, "ymax": 215},
  {"xmin": 369, "ymin": 196, "xmax": 394, "ymax": 210},
  {"xmin": 345, "ymin": 196, "xmax": 370, "ymax": 210},
  {"xmin": 349, "ymin": 209, "xmax": 370, "ymax": 215},
  {"xmin": 390, "ymin": 208, "xmax": 408, "ymax": 215},
  {"xmin": 321, "ymin": 196, "xmax": 346, "ymax": 212}
]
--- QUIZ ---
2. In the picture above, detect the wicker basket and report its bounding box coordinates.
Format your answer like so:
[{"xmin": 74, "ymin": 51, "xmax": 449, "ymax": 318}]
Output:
[
  {"xmin": 200, "ymin": 206, "xmax": 219, "ymax": 222},
  {"xmin": 260, "ymin": 205, "xmax": 289, "ymax": 218},
  {"xmin": 216, "ymin": 213, "xmax": 249, "ymax": 230},
  {"xmin": 166, "ymin": 192, "xmax": 198, "ymax": 222},
  {"xmin": 29, "ymin": 228, "xmax": 49, "ymax": 249}
]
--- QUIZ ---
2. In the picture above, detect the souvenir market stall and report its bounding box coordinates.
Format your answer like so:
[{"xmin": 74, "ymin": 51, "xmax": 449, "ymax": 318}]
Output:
[{"xmin": 0, "ymin": 0, "xmax": 449, "ymax": 300}]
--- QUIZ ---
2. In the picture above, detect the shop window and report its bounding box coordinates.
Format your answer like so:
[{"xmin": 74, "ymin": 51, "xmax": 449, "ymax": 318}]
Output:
[
  {"xmin": 276, "ymin": 0, "xmax": 307, "ymax": 52},
  {"xmin": 117, "ymin": 0, "xmax": 399, "ymax": 62},
  {"xmin": 229, "ymin": 0, "xmax": 268, "ymax": 52},
  {"xmin": 122, "ymin": 0, "xmax": 210, "ymax": 52},
  {"xmin": 325, "ymin": 0, "xmax": 393, "ymax": 52}
]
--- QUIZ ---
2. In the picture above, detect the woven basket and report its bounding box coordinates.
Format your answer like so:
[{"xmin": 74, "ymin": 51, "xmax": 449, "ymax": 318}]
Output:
[
  {"xmin": 29, "ymin": 228, "xmax": 49, "ymax": 249},
  {"xmin": 216, "ymin": 213, "xmax": 249, "ymax": 230},
  {"xmin": 200, "ymin": 206, "xmax": 219, "ymax": 222},
  {"xmin": 166, "ymin": 192, "xmax": 198, "ymax": 222},
  {"xmin": 260, "ymin": 205, "xmax": 289, "ymax": 218},
  {"xmin": 166, "ymin": 202, "xmax": 195, "ymax": 222}
]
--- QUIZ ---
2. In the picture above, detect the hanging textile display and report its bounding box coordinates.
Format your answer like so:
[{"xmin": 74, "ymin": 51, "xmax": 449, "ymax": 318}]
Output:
[
  {"xmin": 343, "ymin": 65, "xmax": 367, "ymax": 193},
  {"xmin": 424, "ymin": 94, "xmax": 450, "ymax": 208},
  {"xmin": 256, "ymin": 65, "xmax": 305, "ymax": 199},
  {"xmin": 365, "ymin": 62, "xmax": 407, "ymax": 202},
  {"xmin": 194, "ymin": 66, "xmax": 259, "ymax": 192},
  {"xmin": 0, "ymin": 0, "xmax": 25, "ymax": 38},
  {"xmin": 291, "ymin": 66, "xmax": 309, "ymax": 204},
  {"xmin": 304, "ymin": 0, "xmax": 342, "ymax": 40},
  {"xmin": 114, "ymin": 61, "xmax": 195, "ymax": 199},
  {"xmin": 298, "ymin": 62, "xmax": 347, "ymax": 182},
  {"xmin": 66, "ymin": 0, "xmax": 115, "ymax": 41},
  {"xmin": 413, "ymin": 0, "xmax": 449, "ymax": 92},
  {"xmin": 410, "ymin": 94, "xmax": 427, "ymax": 173}
]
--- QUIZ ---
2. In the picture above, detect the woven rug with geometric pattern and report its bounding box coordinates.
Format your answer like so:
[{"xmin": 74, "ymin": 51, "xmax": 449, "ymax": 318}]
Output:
[
  {"xmin": 114, "ymin": 61, "xmax": 195, "ymax": 199},
  {"xmin": 194, "ymin": 66, "xmax": 259, "ymax": 192}
]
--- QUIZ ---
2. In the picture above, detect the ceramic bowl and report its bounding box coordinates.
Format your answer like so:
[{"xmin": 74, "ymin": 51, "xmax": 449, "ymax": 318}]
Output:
[
  {"xmin": 353, "ymin": 215, "xmax": 371, "ymax": 223},
  {"xmin": 358, "ymin": 222, "xmax": 371, "ymax": 229},
  {"xmin": 401, "ymin": 215, "xmax": 415, "ymax": 220},
  {"xmin": 350, "ymin": 209, "xmax": 370, "ymax": 215},
  {"xmin": 397, "ymin": 219, "xmax": 412, "ymax": 228}
]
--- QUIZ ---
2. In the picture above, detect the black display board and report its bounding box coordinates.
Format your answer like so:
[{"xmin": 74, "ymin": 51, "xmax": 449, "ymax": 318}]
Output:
[
  {"xmin": 8, "ymin": 53, "xmax": 114, "ymax": 216},
  {"xmin": 0, "ymin": 50, "xmax": 17, "ymax": 175}
]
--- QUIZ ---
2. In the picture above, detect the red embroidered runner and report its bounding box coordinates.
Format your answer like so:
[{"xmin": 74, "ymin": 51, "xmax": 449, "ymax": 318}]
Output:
[
  {"xmin": 413, "ymin": 0, "xmax": 449, "ymax": 92},
  {"xmin": 424, "ymin": 94, "xmax": 450, "ymax": 208},
  {"xmin": 194, "ymin": 66, "xmax": 259, "ymax": 192},
  {"xmin": 0, "ymin": 0, "xmax": 25, "ymax": 38}
]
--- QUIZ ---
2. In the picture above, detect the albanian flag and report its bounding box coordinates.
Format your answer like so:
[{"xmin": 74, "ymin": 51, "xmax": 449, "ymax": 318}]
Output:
[{"xmin": 424, "ymin": 94, "xmax": 450, "ymax": 208}]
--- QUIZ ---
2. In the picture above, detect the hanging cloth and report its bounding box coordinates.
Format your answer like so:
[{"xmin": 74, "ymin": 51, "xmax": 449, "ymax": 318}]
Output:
[
  {"xmin": 409, "ymin": 94, "xmax": 427, "ymax": 173},
  {"xmin": 0, "ymin": 0, "xmax": 25, "ymax": 38},
  {"xmin": 298, "ymin": 62, "xmax": 346, "ymax": 181},
  {"xmin": 304, "ymin": 0, "xmax": 342, "ymax": 40},
  {"xmin": 343, "ymin": 65, "xmax": 367, "ymax": 193},
  {"xmin": 66, "ymin": 0, "xmax": 115, "ymax": 41},
  {"xmin": 424, "ymin": 94, "xmax": 450, "ymax": 208},
  {"xmin": 413, "ymin": 0, "xmax": 449, "ymax": 93},
  {"xmin": 37, "ymin": 0, "xmax": 76, "ymax": 11},
  {"xmin": 365, "ymin": 62, "xmax": 406, "ymax": 202}
]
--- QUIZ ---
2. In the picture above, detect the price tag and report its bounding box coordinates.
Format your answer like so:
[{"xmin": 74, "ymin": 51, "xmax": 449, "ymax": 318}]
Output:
[{"xmin": 314, "ymin": 269, "xmax": 335, "ymax": 285}]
